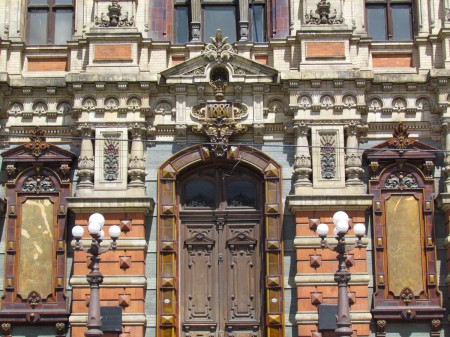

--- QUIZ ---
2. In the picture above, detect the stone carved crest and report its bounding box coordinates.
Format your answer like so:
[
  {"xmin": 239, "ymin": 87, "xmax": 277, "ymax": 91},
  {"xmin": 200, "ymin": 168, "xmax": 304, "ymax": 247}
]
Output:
[
  {"xmin": 105, "ymin": 97, "xmax": 119, "ymax": 110},
  {"xmin": 33, "ymin": 101, "xmax": 47, "ymax": 115},
  {"xmin": 94, "ymin": 0, "xmax": 135, "ymax": 27},
  {"xmin": 82, "ymin": 97, "xmax": 96, "ymax": 111},
  {"xmin": 9, "ymin": 102, "xmax": 23, "ymax": 116},
  {"xmin": 202, "ymin": 29, "xmax": 237, "ymax": 64},
  {"xmin": 305, "ymin": 0, "xmax": 344, "ymax": 24},
  {"xmin": 298, "ymin": 95, "xmax": 312, "ymax": 109},
  {"xmin": 191, "ymin": 101, "xmax": 248, "ymax": 157},
  {"xmin": 368, "ymin": 98, "xmax": 382, "ymax": 111},
  {"xmin": 392, "ymin": 97, "xmax": 406, "ymax": 111},
  {"xmin": 127, "ymin": 97, "xmax": 141, "ymax": 111}
]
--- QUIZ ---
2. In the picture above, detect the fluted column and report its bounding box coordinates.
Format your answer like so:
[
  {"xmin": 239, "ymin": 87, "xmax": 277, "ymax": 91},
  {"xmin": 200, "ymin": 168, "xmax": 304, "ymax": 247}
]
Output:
[
  {"xmin": 344, "ymin": 122, "xmax": 365, "ymax": 187},
  {"xmin": 76, "ymin": 125, "xmax": 95, "ymax": 195},
  {"xmin": 238, "ymin": 0, "xmax": 249, "ymax": 41},
  {"xmin": 293, "ymin": 122, "xmax": 312, "ymax": 193},
  {"xmin": 128, "ymin": 125, "xmax": 146, "ymax": 195},
  {"xmin": 190, "ymin": 0, "xmax": 201, "ymax": 41}
]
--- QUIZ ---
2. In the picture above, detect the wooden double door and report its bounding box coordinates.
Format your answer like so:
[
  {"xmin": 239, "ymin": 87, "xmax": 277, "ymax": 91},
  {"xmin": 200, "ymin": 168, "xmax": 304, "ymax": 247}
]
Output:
[{"xmin": 179, "ymin": 167, "xmax": 264, "ymax": 337}]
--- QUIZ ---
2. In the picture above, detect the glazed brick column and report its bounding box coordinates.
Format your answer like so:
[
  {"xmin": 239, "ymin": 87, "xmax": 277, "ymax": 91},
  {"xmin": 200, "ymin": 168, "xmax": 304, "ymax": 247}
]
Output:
[
  {"xmin": 294, "ymin": 210, "xmax": 371, "ymax": 337},
  {"xmin": 69, "ymin": 211, "xmax": 149, "ymax": 337}
]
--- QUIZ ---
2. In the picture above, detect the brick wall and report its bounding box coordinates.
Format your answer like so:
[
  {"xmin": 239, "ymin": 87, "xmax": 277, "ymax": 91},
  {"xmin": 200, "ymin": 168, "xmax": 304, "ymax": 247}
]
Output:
[
  {"xmin": 94, "ymin": 45, "xmax": 132, "ymax": 61},
  {"xmin": 71, "ymin": 213, "xmax": 147, "ymax": 337},
  {"xmin": 295, "ymin": 210, "xmax": 370, "ymax": 337},
  {"xmin": 372, "ymin": 54, "xmax": 413, "ymax": 67},
  {"xmin": 28, "ymin": 58, "xmax": 68, "ymax": 72},
  {"xmin": 306, "ymin": 42, "xmax": 345, "ymax": 59}
]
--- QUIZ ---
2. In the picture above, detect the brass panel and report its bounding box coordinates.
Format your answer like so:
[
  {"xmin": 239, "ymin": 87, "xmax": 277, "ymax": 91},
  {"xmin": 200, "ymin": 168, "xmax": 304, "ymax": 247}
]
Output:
[
  {"xmin": 18, "ymin": 198, "xmax": 54, "ymax": 298},
  {"xmin": 386, "ymin": 195, "xmax": 424, "ymax": 295}
]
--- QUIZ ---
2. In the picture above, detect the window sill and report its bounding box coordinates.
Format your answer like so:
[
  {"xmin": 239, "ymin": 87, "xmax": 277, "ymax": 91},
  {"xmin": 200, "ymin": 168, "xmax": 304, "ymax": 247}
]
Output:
[{"xmin": 369, "ymin": 41, "xmax": 414, "ymax": 51}]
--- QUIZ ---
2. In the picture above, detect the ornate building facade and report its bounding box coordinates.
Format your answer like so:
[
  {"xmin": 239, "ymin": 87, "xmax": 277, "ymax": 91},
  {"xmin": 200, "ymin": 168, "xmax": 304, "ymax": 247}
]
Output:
[{"xmin": 0, "ymin": 0, "xmax": 448, "ymax": 337}]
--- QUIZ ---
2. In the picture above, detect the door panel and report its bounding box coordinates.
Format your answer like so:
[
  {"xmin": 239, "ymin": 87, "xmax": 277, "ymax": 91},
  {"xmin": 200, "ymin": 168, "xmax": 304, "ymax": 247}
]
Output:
[{"xmin": 183, "ymin": 226, "xmax": 217, "ymax": 323}]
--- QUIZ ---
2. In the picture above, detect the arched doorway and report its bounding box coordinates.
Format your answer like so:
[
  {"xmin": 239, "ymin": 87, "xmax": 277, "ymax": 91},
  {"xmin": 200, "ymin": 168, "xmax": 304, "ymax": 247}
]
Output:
[{"xmin": 157, "ymin": 145, "xmax": 283, "ymax": 337}]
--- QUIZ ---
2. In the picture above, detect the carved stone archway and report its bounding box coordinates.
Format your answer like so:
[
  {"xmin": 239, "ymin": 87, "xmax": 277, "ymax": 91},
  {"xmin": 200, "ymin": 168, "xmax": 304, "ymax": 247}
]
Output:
[{"xmin": 157, "ymin": 145, "xmax": 284, "ymax": 337}]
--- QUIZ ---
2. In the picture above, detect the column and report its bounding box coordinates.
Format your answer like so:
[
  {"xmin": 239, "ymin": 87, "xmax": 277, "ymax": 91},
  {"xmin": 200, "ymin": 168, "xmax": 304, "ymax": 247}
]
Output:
[
  {"xmin": 76, "ymin": 125, "xmax": 95, "ymax": 195},
  {"xmin": 293, "ymin": 122, "xmax": 312, "ymax": 193},
  {"xmin": 190, "ymin": 0, "xmax": 201, "ymax": 41},
  {"xmin": 442, "ymin": 119, "xmax": 450, "ymax": 192},
  {"xmin": 239, "ymin": 0, "xmax": 249, "ymax": 41},
  {"xmin": 128, "ymin": 125, "xmax": 146, "ymax": 195},
  {"xmin": 344, "ymin": 122, "xmax": 364, "ymax": 188}
]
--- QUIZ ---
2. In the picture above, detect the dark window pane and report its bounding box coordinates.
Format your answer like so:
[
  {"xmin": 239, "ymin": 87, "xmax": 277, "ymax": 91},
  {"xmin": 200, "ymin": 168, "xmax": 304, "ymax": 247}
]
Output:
[
  {"xmin": 175, "ymin": 6, "xmax": 189, "ymax": 44},
  {"xmin": 366, "ymin": 4, "xmax": 387, "ymax": 40},
  {"xmin": 55, "ymin": 0, "xmax": 74, "ymax": 4},
  {"xmin": 29, "ymin": 10, "xmax": 48, "ymax": 44},
  {"xmin": 392, "ymin": 4, "xmax": 412, "ymax": 40},
  {"xmin": 54, "ymin": 9, "xmax": 73, "ymax": 44},
  {"xmin": 185, "ymin": 180, "xmax": 215, "ymax": 207},
  {"xmin": 29, "ymin": 0, "xmax": 48, "ymax": 5},
  {"xmin": 227, "ymin": 180, "xmax": 255, "ymax": 207},
  {"xmin": 204, "ymin": 6, "xmax": 237, "ymax": 42},
  {"xmin": 251, "ymin": 4, "xmax": 265, "ymax": 42}
]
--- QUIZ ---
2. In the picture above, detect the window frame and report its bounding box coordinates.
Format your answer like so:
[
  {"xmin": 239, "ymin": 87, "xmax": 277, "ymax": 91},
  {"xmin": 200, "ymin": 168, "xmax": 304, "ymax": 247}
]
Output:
[
  {"xmin": 26, "ymin": 0, "xmax": 75, "ymax": 45},
  {"xmin": 365, "ymin": 0, "xmax": 414, "ymax": 41},
  {"xmin": 172, "ymin": 0, "xmax": 267, "ymax": 43}
]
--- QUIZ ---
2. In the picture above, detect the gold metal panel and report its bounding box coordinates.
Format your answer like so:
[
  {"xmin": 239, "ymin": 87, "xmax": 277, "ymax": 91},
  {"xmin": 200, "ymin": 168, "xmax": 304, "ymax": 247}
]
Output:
[
  {"xmin": 162, "ymin": 164, "xmax": 176, "ymax": 178},
  {"xmin": 161, "ymin": 315, "xmax": 174, "ymax": 325},
  {"xmin": 386, "ymin": 195, "xmax": 424, "ymax": 295},
  {"xmin": 268, "ymin": 314, "xmax": 281, "ymax": 325},
  {"xmin": 18, "ymin": 198, "xmax": 54, "ymax": 298}
]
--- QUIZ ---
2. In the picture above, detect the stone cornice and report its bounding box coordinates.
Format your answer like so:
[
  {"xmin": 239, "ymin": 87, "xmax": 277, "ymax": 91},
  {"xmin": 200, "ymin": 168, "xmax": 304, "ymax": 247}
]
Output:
[
  {"xmin": 295, "ymin": 273, "xmax": 370, "ymax": 286},
  {"xmin": 286, "ymin": 194, "xmax": 373, "ymax": 212},
  {"xmin": 293, "ymin": 236, "xmax": 370, "ymax": 248},
  {"xmin": 66, "ymin": 197, "xmax": 155, "ymax": 214},
  {"xmin": 69, "ymin": 313, "xmax": 146, "ymax": 325},
  {"xmin": 69, "ymin": 275, "xmax": 147, "ymax": 287}
]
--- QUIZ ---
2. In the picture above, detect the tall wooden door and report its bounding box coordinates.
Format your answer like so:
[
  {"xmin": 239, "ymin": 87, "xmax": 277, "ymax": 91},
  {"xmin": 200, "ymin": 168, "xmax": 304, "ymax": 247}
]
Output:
[{"xmin": 179, "ymin": 166, "xmax": 263, "ymax": 337}]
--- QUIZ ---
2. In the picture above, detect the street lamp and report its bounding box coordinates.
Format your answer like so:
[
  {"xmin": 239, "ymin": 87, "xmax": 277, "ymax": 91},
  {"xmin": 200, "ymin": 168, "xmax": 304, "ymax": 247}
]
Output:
[
  {"xmin": 72, "ymin": 213, "xmax": 121, "ymax": 337},
  {"xmin": 316, "ymin": 211, "xmax": 366, "ymax": 337}
]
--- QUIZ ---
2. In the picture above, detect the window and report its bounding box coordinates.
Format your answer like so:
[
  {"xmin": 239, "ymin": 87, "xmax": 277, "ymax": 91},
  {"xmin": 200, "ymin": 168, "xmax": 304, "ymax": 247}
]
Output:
[
  {"xmin": 366, "ymin": 0, "xmax": 412, "ymax": 40},
  {"xmin": 174, "ymin": 0, "xmax": 266, "ymax": 44},
  {"xmin": 27, "ymin": 0, "xmax": 74, "ymax": 45}
]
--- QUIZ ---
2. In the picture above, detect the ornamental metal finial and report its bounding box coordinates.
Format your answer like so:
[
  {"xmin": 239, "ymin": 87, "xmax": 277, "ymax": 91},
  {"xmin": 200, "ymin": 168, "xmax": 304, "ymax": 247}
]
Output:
[
  {"xmin": 388, "ymin": 122, "xmax": 415, "ymax": 150},
  {"xmin": 24, "ymin": 126, "xmax": 50, "ymax": 157}
]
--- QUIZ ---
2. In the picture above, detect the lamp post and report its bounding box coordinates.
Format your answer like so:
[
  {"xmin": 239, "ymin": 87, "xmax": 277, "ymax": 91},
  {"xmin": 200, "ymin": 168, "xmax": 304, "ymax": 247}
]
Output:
[
  {"xmin": 72, "ymin": 213, "xmax": 121, "ymax": 337},
  {"xmin": 316, "ymin": 211, "xmax": 366, "ymax": 337}
]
